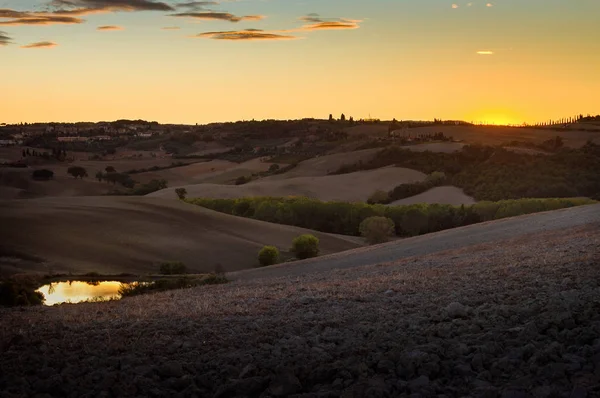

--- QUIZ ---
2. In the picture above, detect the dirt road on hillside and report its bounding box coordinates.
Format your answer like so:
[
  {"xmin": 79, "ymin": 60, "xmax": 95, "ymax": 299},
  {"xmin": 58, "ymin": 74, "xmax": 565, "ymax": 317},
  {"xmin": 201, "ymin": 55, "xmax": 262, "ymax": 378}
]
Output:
[{"xmin": 232, "ymin": 204, "xmax": 600, "ymax": 281}]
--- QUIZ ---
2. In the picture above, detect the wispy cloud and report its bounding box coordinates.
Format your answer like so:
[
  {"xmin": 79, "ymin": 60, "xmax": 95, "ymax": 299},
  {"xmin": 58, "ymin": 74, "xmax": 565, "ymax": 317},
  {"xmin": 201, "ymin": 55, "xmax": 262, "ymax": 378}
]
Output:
[
  {"xmin": 297, "ymin": 14, "xmax": 361, "ymax": 31},
  {"xmin": 48, "ymin": 0, "xmax": 174, "ymax": 12},
  {"xmin": 161, "ymin": 26, "xmax": 180, "ymax": 30},
  {"xmin": 486, "ymin": 3, "xmax": 494, "ymax": 7},
  {"xmin": 97, "ymin": 25, "xmax": 123, "ymax": 30},
  {"xmin": 193, "ymin": 29, "xmax": 296, "ymax": 41},
  {"xmin": 170, "ymin": 11, "xmax": 264, "ymax": 22},
  {"xmin": 452, "ymin": 4, "xmax": 459, "ymax": 9},
  {"xmin": 0, "ymin": 30, "xmax": 12, "ymax": 46},
  {"xmin": 21, "ymin": 41, "xmax": 57, "ymax": 49},
  {"xmin": 477, "ymin": 50, "xmax": 494, "ymax": 55}
]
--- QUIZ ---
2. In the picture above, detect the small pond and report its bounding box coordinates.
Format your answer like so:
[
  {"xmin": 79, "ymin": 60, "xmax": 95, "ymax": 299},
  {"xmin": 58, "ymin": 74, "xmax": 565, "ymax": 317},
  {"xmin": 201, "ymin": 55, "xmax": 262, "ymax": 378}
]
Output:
[{"xmin": 37, "ymin": 281, "xmax": 123, "ymax": 305}]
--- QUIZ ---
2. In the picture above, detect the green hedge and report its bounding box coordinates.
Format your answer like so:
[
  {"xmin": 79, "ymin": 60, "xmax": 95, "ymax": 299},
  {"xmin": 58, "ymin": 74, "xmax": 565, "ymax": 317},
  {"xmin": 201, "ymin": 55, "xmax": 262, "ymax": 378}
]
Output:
[{"xmin": 186, "ymin": 197, "xmax": 595, "ymax": 237}]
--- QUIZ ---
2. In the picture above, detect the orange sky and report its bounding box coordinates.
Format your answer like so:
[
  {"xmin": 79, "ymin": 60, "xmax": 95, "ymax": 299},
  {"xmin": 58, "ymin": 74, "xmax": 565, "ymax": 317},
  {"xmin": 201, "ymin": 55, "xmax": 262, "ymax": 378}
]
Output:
[{"xmin": 1, "ymin": 0, "xmax": 599, "ymax": 124}]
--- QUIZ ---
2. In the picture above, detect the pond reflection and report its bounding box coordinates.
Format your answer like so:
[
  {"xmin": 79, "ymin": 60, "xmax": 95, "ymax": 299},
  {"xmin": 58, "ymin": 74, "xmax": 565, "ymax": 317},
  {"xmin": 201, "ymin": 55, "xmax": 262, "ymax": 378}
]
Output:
[{"xmin": 37, "ymin": 281, "xmax": 123, "ymax": 305}]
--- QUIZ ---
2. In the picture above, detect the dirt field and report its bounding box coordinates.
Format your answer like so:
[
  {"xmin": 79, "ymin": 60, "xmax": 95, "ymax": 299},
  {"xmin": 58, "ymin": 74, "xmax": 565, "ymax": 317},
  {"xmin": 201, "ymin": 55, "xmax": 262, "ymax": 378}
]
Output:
[
  {"xmin": 0, "ymin": 168, "xmax": 111, "ymax": 198},
  {"xmin": 132, "ymin": 160, "xmax": 236, "ymax": 186},
  {"xmin": 150, "ymin": 167, "xmax": 427, "ymax": 202},
  {"xmin": 401, "ymin": 142, "xmax": 465, "ymax": 153},
  {"xmin": 1, "ymin": 208, "xmax": 598, "ymax": 397},
  {"xmin": 400, "ymin": 126, "xmax": 599, "ymax": 147},
  {"xmin": 265, "ymin": 149, "xmax": 381, "ymax": 180},
  {"xmin": 0, "ymin": 197, "xmax": 360, "ymax": 275},
  {"xmin": 388, "ymin": 186, "xmax": 476, "ymax": 206}
]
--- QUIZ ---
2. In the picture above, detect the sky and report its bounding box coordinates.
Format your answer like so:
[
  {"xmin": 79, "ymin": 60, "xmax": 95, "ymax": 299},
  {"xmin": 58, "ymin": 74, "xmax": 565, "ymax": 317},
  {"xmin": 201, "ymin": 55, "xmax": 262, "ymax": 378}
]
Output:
[{"xmin": 1, "ymin": 0, "xmax": 599, "ymax": 125}]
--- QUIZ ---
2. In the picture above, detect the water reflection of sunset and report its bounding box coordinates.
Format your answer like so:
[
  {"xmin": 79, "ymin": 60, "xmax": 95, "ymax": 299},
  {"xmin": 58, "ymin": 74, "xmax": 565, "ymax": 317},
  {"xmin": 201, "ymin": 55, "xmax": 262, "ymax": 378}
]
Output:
[{"xmin": 37, "ymin": 281, "xmax": 122, "ymax": 305}]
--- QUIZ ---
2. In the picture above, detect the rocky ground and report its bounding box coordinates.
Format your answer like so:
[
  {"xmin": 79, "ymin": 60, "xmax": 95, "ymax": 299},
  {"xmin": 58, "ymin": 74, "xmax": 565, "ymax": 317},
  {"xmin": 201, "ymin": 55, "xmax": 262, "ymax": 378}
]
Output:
[{"xmin": 1, "ymin": 224, "xmax": 599, "ymax": 397}]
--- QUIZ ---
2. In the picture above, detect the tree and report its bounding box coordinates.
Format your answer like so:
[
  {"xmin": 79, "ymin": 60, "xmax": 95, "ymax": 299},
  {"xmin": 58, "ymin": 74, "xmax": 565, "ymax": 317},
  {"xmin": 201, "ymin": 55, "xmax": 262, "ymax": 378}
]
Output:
[
  {"xmin": 258, "ymin": 246, "xmax": 280, "ymax": 267},
  {"xmin": 32, "ymin": 169, "xmax": 54, "ymax": 181},
  {"xmin": 269, "ymin": 164, "xmax": 280, "ymax": 173},
  {"xmin": 292, "ymin": 234, "xmax": 319, "ymax": 260},
  {"xmin": 175, "ymin": 188, "xmax": 187, "ymax": 200},
  {"xmin": 367, "ymin": 190, "xmax": 391, "ymax": 205},
  {"xmin": 159, "ymin": 261, "xmax": 187, "ymax": 275},
  {"xmin": 95, "ymin": 171, "xmax": 104, "ymax": 182},
  {"xmin": 401, "ymin": 207, "xmax": 429, "ymax": 236},
  {"xmin": 105, "ymin": 166, "xmax": 116, "ymax": 173},
  {"xmin": 340, "ymin": 113, "xmax": 346, "ymax": 122},
  {"xmin": 360, "ymin": 216, "xmax": 395, "ymax": 245},
  {"xmin": 22, "ymin": 149, "xmax": 26, "ymax": 158},
  {"xmin": 67, "ymin": 166, "xmax": 87, "ymax": 179},
  {"xmin": 235, "ymin": 176, "xmax": 250, "ymax": 185},
  {"xmin": 329, "ymin": 114, "xmax": 333, "ymax": 122}
]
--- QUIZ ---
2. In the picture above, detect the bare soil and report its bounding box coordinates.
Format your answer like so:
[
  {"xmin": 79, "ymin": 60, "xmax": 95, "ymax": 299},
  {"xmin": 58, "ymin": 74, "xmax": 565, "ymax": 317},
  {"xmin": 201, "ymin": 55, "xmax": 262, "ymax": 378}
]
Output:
[
  {"xmin": 0, "ymin": 209, "xmax": 598, "ymax": 397},
  {"xmin": 388, "ymin": 186, "xmax": 476, "ymax": 206},
  {"xmin": 149, "ymin": 167, "xmax": 426, "ymax": 203},
  {"xmin": 0, "ymin": 197, "xmax": 359, "ymax": 275}
]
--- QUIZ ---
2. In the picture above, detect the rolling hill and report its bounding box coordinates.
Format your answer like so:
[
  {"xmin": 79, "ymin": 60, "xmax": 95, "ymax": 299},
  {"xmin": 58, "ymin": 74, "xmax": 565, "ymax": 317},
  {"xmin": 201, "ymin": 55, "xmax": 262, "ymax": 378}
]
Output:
[{"xmin": 0, "ymin": 196, "xmax": 360, "ymax": 275}]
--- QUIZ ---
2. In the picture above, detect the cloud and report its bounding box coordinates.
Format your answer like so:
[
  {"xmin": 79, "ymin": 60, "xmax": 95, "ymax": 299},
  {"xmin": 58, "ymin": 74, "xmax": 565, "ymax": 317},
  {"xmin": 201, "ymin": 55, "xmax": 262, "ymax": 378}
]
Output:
[
  {"xmin": 194, "ymin": 29, "xmax": 296, "ymax": 41},
  {"xmin": 161, "ymin": 26, "xmax": 180, "ymax": 30},
  {"xmin": 0, "ymin": 15, "xmax": 84, "ymax": 25},
  {"xmin": 452, "ymin": 4, "xmax": 459, "ymax": 9},
  {"xmin": 97, "ymin": 24, "xmax": 123, "ymax": 30},
  {"xmin": 21, "ymin": 41, "xmax": 57, "ymax": 49},
  {"xmin": 48, "ymin": 0, "xmax": 174, "ymax": 12},
  {"xmin": 0, "ymin": 30, "xmax": 12, "ymax": 46},
  {"xmin": 170, "ymin": 11, "xmax": 264, "ymax": 22},
  {"xmin": 477, "ymin": 50, "xmax": 494, "ymax": 55},
  {"xmin": 298, "ymin": 14, "xmax": 360, "ymax": 31},
  {"xmin": 486, "ymin": 3, "xmax": 494, "ymax": 6},
  {"xmin": 176, "ymin": 1, "xmax": 218, "ymax": 10}
]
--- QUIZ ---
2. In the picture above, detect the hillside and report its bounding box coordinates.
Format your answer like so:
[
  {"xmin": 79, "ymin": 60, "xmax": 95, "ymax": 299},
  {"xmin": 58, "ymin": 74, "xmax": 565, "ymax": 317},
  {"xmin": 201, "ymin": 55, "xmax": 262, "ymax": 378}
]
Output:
[
  {"xmin": 1, "ymin": 206, "xmax": 598, "ymax": 397},
  {"xmin": 0, "ymin": 197, "xmax": 360, "ymax": 275},
  {"xmin": 387, "ymin": 186, "xmax": 475, "ymax": 206},
  {"xmin": 149, "ymin": 167, "xmax": 427, "ymax": 202}
]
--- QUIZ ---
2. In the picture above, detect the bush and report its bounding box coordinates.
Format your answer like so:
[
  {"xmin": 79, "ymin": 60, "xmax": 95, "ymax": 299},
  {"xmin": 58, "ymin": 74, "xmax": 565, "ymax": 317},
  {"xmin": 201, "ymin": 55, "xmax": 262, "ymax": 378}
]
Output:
[
  {"xmin": 0, "ymin": 278, "xmax": 45, "ymax": 307},
  {"xmin": 292, "ymin": 234, "xmax": 320, "ymax": 260},
  {"xmin": 175, "ymin": 188, "xmax": 187, "ymax": 200},
  {"xmin": 367, "ymin": 190, "xmax": 391, "ymax": 205},
  {"xmin": 132, "ymin": 179, "xmax": 168, "ymax": 195},
  {"xmin": 32, "ymin": 169, "xmax": 54, "ymax": 181},
  {"xmin": 235, "ymin": 176, "xmax": 250, "ymax": 185},
  {"xmin": 67, "ymin": 166, "xmax": 87, "ymax": 179},
  {"xmin": 269, "ymin": 164, "xmax": 280, "ymax": 172},
  {"xmin": 159, "ymin": 261, "xmax": 187, "ymax": 275},
  {"xmin": 258, "ymin": 246, "xmax": 280, "ymax": 266},
  {"xmin": 119, "ymin": 274, "xmax": 228, "ymax": 297},
  {"xmin": 360, "ymin": 216, "xmax": 395, "ymax": 244}
]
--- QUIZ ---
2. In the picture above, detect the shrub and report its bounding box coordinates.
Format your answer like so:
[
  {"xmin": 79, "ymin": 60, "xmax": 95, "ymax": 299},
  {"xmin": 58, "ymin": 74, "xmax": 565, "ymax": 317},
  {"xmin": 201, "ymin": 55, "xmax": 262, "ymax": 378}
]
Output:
[
  {"xmin": 367, "ymin": 190, "xmax": 391, "ymax": 205},
  {"xmin": 0, "ymin": 278, "xmax": 45, "ymax": 307},
  {"xmin": 360, "ymin": 216, "xmax": 395, "ymax": 244},
  {"xmin": 32, "ymin": 169, "xmax": 54, "ymax": 181},
  {"xmin": 105, "ymin": 166, "xmax": 116, "ymax": 173},
  {"xmin": 159, "ymin": 261, "xmax": 187, "ymax": 275},
  {"xmin": 119, "ymin": 274, "xmax": 228, "ymax": 297},
  {"xmin": 258, "ymin": 246, "xmax": 280, "ymax": 266},
  {"xmin": 269, "ymin": 164, "xmax": 280, "ymax": 172},
  {"xmin": 401, "ymin": 207, "xmax": 429, "ymax": 236},
  {"xmin": 132, "ymin": 179, "xmax": 168, "ymax": 195},
  {"xmin": 292, "ymin": 234, "xmax": 320, "ymax": 260},
  {"xmin": 235, "ymin": 176, "xmax": 250, "ymax": 185},
  {"xmin": 67, "ymin": 166, "xmax": 87, "ymax": 179},
  {"xmin": 175, "ymin": 188, "xmax": 187, "ymax": 200}
]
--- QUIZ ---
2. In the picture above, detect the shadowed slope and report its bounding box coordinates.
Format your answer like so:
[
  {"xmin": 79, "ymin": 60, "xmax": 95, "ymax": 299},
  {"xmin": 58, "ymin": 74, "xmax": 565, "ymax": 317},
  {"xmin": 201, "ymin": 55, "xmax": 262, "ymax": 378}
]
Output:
[{"xmin": 0, "ymin": 197, "xmax": 360, "ymax": 275}]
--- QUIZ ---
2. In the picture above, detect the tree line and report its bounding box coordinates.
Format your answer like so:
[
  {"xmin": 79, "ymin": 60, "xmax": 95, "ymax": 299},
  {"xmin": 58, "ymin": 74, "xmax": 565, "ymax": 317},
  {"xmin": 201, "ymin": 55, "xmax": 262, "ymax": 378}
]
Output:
[
  {"xmin": 186, "ymin": 197, "xmax": 594, "ymax": 238},
  {"xmin": 334, "ymin": 141, "xmax": 600, "ymax": 201}
]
